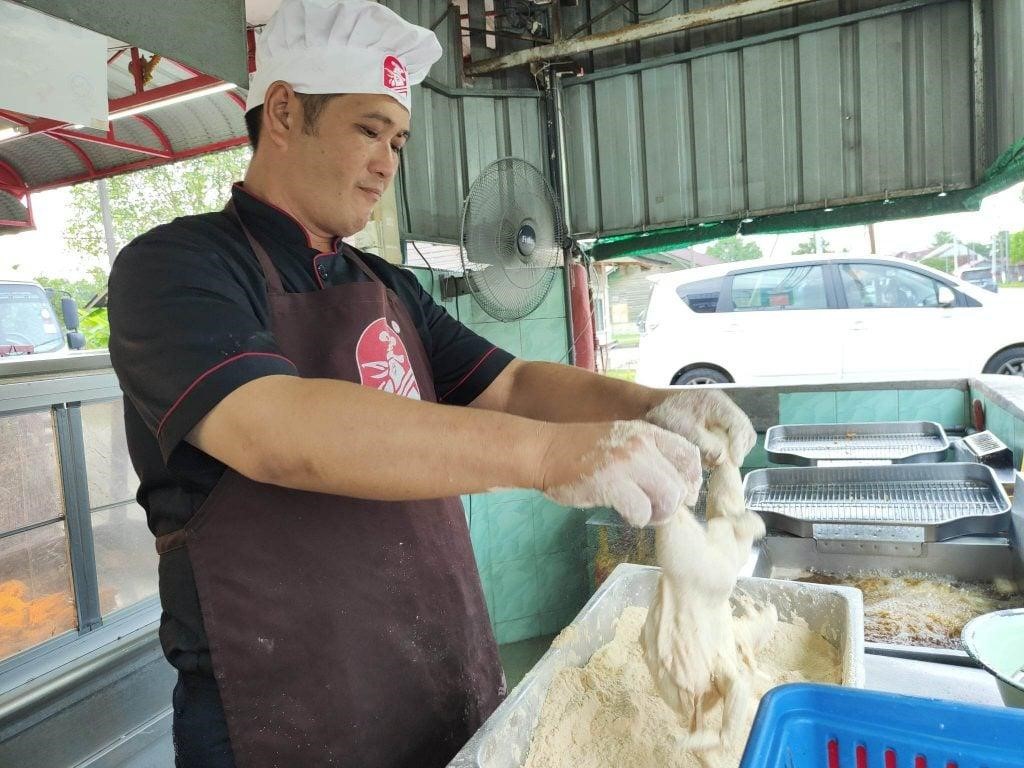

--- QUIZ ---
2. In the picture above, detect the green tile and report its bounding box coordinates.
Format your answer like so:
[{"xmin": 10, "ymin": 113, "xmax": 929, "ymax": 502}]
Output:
[
  {"xmin": 779, "ymin": 392, "xmax": 837, "ymax": 425},
  {"xmin": 520, "ymin": 317, "xmax": 569, "ymax": 362},
  {"xmin": 472, "ymin": 321, "xmax": 523, "ymax": 357},
  {"xmin": 481, "ymin": 568, "xmax": 496, "ymax": 625},
  {"xmin": 835, "ymin": 390, "xmax": 899, "ymax": 423},
  {"xmin": 491, "ymin": 558, "xmax": 539, "ymax": 623},
  {"xmin": 495, "ymin": 614, "xmax": 541, "ymax": 645},
  {"xmin": 536, "ymin": 551, "xmax": 587, "ymax": 612},
  {"xmin": 539, "ymin": 603, "xmax": 583, "ymax": 636},
  {"xmin": 529, "ymin": 275, "xmax": 567, "ymax": 319},
  {"xmin": 897, "ymin": 389, "xmax": 967, "ymax": 427},
  {"xmin": 986, "ymin": 404, "xmax": 1014, "ymax": 445},
  {"xmin": 1013, "ymin": 418, "xmax": 1024, "ymax": 470},
  {"xmin": 498, "ymin": 633, "xmax": 554, "ymax": 689},
  {"xmin": 742, "ymin": 434, "xmax": 768, "ymax": 469},
  {"xmin": 489, "ymin": 501, "xmax": 535, "ymax": 563},
  {"xmin": 533, "ymin": 498, "xmax": 585, "ymax": 554}
]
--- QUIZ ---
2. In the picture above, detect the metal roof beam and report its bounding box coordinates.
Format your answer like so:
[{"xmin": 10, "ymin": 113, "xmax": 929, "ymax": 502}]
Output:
[
  {"xmin": 465, "ymin": 0, "xmax": 822, "ymax": 76},
  {"xmin": 49, "ymin": 129, "xmax": 172, "ymax": 160},
  {"xmin": 0, "ymin": 74, "xmax": 224, "ymax": 140}
]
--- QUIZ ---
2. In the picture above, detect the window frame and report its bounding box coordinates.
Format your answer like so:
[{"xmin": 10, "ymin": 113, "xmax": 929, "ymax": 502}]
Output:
[
  {"xmin": 0, "ymin": 360, "xmax": 159, "ymax": 695},
  {"xmin": 718, "ymin": 260, "xmax": 841, "ymax": 313}
]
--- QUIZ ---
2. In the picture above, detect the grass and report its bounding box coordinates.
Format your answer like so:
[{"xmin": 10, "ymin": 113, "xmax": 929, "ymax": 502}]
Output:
[
  {"xmin": 1001, "ymin": 282, "xmax": 1024, "ymax": 288},
  {"xmin": 605, "ymin": 368, "xmax": 637, "ymax": 382},
  {"xmin": 612, "ymin": 332, "xmax": 641, "ymax": 348}
]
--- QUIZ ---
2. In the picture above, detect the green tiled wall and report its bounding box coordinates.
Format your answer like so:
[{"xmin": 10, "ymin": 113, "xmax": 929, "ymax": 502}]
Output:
[
  {"xmin": 410, "ymin": 266, "xmax": 586, "ymax": 644},
  {"xmin": 969, "ymin": 389, "xmax": 1024, "ymax": 470},
  {"xmin": 778, "ymin": 389, "xmax": 969, "ymax": 431}
]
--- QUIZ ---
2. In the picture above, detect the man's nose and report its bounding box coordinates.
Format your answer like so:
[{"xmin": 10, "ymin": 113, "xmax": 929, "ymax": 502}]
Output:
[{"xmin": 369, "ymin": 143, "xmax": 398, "ymax": 180}]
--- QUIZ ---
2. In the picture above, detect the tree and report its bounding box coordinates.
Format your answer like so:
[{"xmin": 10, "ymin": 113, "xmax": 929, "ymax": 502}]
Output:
[
  {"xmin": 965, "ymin": 241, "xmax": 991, "ymax": 258},
  {"xmin": 706, "ymin": 236, "xmax": 762, "ymax": 263},
  {"xmin": 1010, "ymin": 231, "xmax": 1024, "ymax": 266},
  {"xmin": 54, "ymin": 147, "xmax": 251, "ymax": 349},
  {"xmin": 63, "ymin": 147, "xmax": 251, "ymax": 265},
  {"xmin": 931, "ymin": 231, "xmax": 954, "ymax": 247},
  {"xmin": 792, "ymin": 235, "xmax": 832, "ymax": 255}
]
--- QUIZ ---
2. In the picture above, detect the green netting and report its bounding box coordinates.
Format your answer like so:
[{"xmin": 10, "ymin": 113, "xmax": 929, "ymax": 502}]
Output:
[{"xmin": 589, "ymin": 136, "xmax": 1024, "ymax": 261}]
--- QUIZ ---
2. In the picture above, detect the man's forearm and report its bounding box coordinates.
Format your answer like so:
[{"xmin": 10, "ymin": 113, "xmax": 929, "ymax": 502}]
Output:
[
  {"xmin": 498, "ymin": 360, "xmax": 665, "ymax": 423},
  {"xmin": 190, "ymin": 375, "xmax": 557, "ymax": 500}
]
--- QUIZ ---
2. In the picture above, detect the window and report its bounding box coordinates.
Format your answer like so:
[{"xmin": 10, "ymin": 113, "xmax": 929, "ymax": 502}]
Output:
[
  {"xmin": 841, "ymin": 264, "xmax": 944, "ymax": 309},
  {"xmin": 676, "ymin": 277, "xmax": 724, "ymax": 313},
  {"xmin": 81, "ymin": 400, "xmax": 156, "ymax": 618},
  {"xmin": 729, "ymin": 266, "xmax": 827, "ymax": 312},
  {"xmin": 0, "ymin": 410, "xmax": 77, "ymax": 661}
]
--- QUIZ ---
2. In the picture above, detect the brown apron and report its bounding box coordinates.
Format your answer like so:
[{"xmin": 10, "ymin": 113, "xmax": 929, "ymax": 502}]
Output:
[{"xmin": 156, "ymin": 203, "xmax": 505, "ymax": 768}]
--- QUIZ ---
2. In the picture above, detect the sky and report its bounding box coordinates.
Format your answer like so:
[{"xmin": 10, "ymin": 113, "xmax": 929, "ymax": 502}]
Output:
[{"xmin": 2, "ymin": 180, "xmax": 1023, "ymax": 280}]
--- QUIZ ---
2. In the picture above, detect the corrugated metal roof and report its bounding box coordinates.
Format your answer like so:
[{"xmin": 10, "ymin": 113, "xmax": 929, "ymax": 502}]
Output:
[
  {"xmin": 562, "ymin": 0, "xmax": 976, "ymax": 238},
  {"xmin": 0, "ymin": 41, "xmax": 247, "ymax": 233}
]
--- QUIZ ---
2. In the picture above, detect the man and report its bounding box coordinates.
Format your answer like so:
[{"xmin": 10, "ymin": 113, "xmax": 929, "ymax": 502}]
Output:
[{"xmin": 107, "ymin": 1, "xmax": 755, "ymax": 766}]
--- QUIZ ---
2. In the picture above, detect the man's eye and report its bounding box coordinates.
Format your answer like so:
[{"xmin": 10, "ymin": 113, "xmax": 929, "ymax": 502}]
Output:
[
  {"xmin": 391, "ymin": 144, "xmax": 404, "ymax": 155},
  {"xmin": 360, "ymin": 126, "xmax": 379, "ymax": 138}
]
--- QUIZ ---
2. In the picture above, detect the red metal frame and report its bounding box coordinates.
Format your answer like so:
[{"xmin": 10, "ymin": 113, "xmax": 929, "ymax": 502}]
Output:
[
  {"xmin": 30, "ymin": 136, "xmax": 249, "ymax": 193},
  {"xmin": 0, "ymin": 158, "xmax": 33, "ymax": 228},
  {"xmin": 0, "ymin": 48, "xmax": 248, "ymax": 194}
]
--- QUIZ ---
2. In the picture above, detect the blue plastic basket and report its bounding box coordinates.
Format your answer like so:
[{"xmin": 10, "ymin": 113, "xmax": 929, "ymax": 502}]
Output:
[{"xmin": 740, "ymin": 683, "xmax": 1024, "ymax": 768}]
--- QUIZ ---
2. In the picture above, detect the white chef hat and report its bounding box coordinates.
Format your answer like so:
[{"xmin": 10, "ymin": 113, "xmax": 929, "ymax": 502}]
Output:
[{"xmin": 245, "ymin": 0, "xmax": 442, "ymax": 114}]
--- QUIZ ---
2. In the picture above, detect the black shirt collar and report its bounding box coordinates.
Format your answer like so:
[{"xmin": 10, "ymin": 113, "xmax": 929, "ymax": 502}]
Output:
[{"xmin": 231, "ymin": 183, "xmax": 336, "ymax": 256}]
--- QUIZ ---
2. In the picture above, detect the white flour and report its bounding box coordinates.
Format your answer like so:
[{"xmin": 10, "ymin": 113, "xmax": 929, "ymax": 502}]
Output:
[{"xmin": 522, "ymin": 606, "xmax": 840, "ymax": 768}]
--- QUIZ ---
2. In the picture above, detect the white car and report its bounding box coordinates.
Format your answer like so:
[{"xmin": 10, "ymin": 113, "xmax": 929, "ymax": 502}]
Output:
[
  {"xmin": 0, "ymin": 278, "xmax": 86, "ymax": 360},
  {"xmin": 636, "ymin": 254, "xmax": 1024, "ymax": 386}
]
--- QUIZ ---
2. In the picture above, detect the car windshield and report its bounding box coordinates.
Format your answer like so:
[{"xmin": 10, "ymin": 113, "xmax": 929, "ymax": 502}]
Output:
[{"xmin": 0, "ymin": 283, "xmax": 65, "ymax": 353}]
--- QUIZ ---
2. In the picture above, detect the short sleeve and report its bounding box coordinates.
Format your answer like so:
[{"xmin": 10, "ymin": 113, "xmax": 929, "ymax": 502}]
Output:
[
  {"xmin": 108, "ymin": 224, "xmax": 298, "ymax": 464},
  {"xmin": 392, "ymin": 269, "xmax": 514, "ymax": 406}
]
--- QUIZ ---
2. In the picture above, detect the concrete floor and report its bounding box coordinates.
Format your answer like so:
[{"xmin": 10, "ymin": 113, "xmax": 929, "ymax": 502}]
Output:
[{"xmin": 498, "ymin": 634, "xmax": 556, "ymax": 690}]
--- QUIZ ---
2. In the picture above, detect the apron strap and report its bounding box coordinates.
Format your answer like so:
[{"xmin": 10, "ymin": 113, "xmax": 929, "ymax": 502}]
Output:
[
  {"xmin": 340, "ymin": 244, "xmax": 385, "ymax": 286},
  {"xmin": 225, "ymin": 200, "xmax": 286, "ymax": 295}
]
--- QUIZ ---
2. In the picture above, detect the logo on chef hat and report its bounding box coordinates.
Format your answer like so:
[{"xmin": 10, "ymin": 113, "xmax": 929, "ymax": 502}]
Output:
[
  {"xmin": 382, "ymin": 55, "xmax": 408, "ymax": 96},
  {"xmin": 357, "ymin": 317, "xmax": 420, "ymax": 400}
]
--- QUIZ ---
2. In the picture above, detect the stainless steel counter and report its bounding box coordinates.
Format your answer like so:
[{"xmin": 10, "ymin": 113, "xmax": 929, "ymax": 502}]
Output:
[{"xmin": 865, "ymin": 654, "xmax": 1004, "ymax": 706}]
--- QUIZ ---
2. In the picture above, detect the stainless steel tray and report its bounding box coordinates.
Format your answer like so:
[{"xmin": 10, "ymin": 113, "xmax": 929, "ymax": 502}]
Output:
[
  {"xmin": 750, "ymin": 534, "xmax": 1024, "ymax": 664},
  {"xmin": 448, "ymin": 563, "xmax": 864, "ymax": 768},
  {"xmin": 743, "ymin": 462, "xmax": 1011, "ymax": 542},
  {"xmin": 765, "ymin": 421, "xmax": 949, "ymax": 466}
]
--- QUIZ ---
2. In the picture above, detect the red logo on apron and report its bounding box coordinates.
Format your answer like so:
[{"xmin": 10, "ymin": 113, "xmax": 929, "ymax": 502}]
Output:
[
  {"xmin": 382, "ymin": 55, "xmax": 408, "ymax": 96},
  {"xmin": 356, "ymin": 317, "xmax": 421, "ymax": 400}
]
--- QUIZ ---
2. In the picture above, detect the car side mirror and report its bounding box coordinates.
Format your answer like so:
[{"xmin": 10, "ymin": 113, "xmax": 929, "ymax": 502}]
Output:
[
  {"xmin": 61, "ymin": 296, "xmax": 80, "ymax": 331},
  {"xmin": 937, "ymin": 286, "xmax": 956, "ymax": 307},
  {"xmin": 67, "ymin": 331, "xmax": 86, "ymax": 350}
]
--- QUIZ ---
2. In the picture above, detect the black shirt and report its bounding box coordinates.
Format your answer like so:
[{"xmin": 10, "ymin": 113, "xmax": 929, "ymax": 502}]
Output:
[{"xmin": 108, "ymin": 183, "xmax": 513, "ymax": 674}]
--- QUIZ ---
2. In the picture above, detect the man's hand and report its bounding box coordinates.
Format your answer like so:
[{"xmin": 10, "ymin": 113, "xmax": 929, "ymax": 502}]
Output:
[
  {"xmin": 646, "ymin": 389, "xmax": 756, "ymax": 468},
  {"xmin": 538, "ymin": 420, "xmax": 702, "ymax": 527}
]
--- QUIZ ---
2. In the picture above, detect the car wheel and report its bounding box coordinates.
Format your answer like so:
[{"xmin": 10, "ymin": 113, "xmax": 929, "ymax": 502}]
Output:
[
  {"xmin": 672, "ymin": 367, "xmax": 731, "ymax": 386},
  {"xmin": 984, "ymin": 347, "xmax": 1024, "ymax": 376}
]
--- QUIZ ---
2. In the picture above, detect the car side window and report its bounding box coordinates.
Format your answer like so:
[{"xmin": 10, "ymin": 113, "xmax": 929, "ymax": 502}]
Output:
[
  {"xmin": 675, "ymin": 277, "xmax": 724, "ymax": 313},
  {"xmin": 729, "ymin": 266, "xmax": 827, "ymax": 312},
  {"xmin": 841, "ymin": 264, "xmax": 943, "ymax": 309}
]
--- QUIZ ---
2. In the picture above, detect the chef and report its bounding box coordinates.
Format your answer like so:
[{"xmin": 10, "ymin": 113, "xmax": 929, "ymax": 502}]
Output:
[{"xmin": 107, "ymin": 1, "xmax": 755, "ymax": 766}]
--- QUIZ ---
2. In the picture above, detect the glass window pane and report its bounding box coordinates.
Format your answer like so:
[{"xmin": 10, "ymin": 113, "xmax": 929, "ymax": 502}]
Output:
[
  {"xmin": 0, "ymin": 522, "xmax": 77, "ymax": 661},
  {"xmin": 92, "ymin": 503, "xmax": 157, "ymax": 617},
  {"xmin": 81, "ymin": 400, "xmax": 138, "ymax": 509},
  {"xmin": 676, "ymin": 277, "xmax": 723, "ymax": 313},
  {"xmin": 842, "ymin": 264, "xmax": 941, "ymax": 309},
  {"xmin": 0, "ymin": 410, "xmax": 65, "ymax": 534},
  {"xmin": 731, "ymin": 266, "xmax": 827, "ymax": 311}
]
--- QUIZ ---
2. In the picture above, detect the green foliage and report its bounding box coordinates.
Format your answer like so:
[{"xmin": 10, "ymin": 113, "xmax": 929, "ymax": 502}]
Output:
[
  {"xmin": 35, "ymin": 267, "xmax": 109, "ymax": 310},
  {"xmin": 792, "ymin": 235, "xmax": 832, "ymax": 255},
  {"xmin": 80, "ymin": 308, "xmax": 110, "ymax": 349},
  {"xmin": 931, "ymin": 230, "xmax": 954, "ymax": 247},
  {"xmin": 921, "ymin": 256, "xmax": 953, "ymax": 273},
  {"xmin": 1010, "ymin": 231, "xmax": 1024, "ymax": 266},
  {"xmin": 707, "ymin": 236, "xmax": 763, "ymax": 262},
  {"xmin": 64, "ymin": 147, "xmax": 251, "ymax": 265},
  {"xmin": 965, "ymin": 241, "xmax": 991, "ymax": 258}
]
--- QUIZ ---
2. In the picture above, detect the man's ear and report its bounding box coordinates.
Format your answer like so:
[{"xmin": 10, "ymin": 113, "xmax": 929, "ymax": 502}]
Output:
[{"xmin": 262, "ymin": 81, "xmax": 296, "ymax": 149}]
